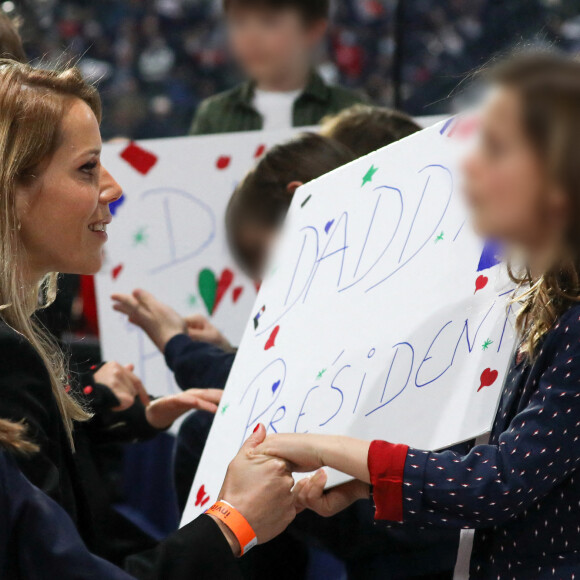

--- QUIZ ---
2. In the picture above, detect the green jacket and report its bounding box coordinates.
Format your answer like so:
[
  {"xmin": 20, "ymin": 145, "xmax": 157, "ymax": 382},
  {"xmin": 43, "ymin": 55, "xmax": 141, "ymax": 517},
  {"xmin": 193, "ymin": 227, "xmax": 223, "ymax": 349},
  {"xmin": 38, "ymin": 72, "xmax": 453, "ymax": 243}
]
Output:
[{"xmin": 189, "ymin": 72, "xmax": 366, "ymax": 135}]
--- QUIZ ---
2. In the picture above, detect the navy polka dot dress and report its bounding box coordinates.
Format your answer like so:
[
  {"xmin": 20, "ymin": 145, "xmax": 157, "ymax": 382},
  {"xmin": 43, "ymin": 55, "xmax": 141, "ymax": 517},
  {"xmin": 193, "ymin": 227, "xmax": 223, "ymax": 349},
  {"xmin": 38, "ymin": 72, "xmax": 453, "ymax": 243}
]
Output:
[{"xmin": 400, "ymin": 304, "xmax": 580, "ymax": 578}]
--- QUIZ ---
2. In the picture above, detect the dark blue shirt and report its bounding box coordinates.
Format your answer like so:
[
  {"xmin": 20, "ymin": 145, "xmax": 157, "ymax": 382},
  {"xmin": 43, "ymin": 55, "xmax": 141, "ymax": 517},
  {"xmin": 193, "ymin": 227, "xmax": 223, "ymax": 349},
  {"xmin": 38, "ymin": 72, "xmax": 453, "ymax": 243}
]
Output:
[{"xmin": 0, "ymin": 450, "xmax": 133, "ymax": 579}]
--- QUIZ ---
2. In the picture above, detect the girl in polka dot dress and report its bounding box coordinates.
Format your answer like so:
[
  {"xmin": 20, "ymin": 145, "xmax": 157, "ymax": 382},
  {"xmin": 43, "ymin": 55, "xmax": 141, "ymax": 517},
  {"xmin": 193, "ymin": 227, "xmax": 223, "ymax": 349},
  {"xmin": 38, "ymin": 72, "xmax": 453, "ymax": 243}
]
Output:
[{"xmin": 256, "ymin": 51, "xmax": 580, "ymax": 579}]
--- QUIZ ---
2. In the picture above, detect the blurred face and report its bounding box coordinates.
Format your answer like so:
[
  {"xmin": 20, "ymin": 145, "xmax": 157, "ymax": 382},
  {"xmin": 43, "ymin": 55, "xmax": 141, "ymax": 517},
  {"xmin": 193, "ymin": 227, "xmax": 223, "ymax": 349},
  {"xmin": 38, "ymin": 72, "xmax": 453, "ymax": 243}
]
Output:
[
  {"xmin": 463, "ymin": 87, "xmax": 569, "ymax": 255},
  {"xmin": 236, "ymin": 222, "xmax": 279, "ymax": 281},
  {"xmin": 17, "ymin": 99, "xmax": 122, "ymax": 279},
  {"xmin": 227, "ymin": 6, "xmax": 325, "ymax": 86}
]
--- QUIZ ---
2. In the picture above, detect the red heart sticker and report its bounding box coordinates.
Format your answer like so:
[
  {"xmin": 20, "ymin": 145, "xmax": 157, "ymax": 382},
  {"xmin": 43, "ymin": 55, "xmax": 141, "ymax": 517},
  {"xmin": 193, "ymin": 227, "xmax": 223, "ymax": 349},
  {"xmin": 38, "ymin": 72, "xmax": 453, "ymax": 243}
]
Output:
[
  {"xmin": 195, "ymin": 484, "xmax": 211, "ymax": 508},
  {"xmin": 265, "ymin": 325, "xmax": 280, "ymax": 351},
  {"xmin": 213, "ymin": 269, "xmax": 234, "ymax": 313},
  {"xmin": 216, "ymin": 155, "xmax": 231, "ymax": 170},
  {"xmin": 112, "ymin": 264, "xmax": 124, "ymax": 280},
  {"xmin": 478, "ymin": 368, "xmax": 498, "ymax": 392},
  {"xmin": 474, "ymin": 275, "xmax": 488, "ymax": 294}
]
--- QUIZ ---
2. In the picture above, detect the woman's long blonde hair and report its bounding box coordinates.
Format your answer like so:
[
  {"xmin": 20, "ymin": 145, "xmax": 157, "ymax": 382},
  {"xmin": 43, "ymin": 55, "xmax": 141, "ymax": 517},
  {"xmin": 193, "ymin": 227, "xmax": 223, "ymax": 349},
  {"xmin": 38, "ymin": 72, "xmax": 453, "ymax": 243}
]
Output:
[
  {"xmin": 0, "ymin": 60, "xmax": 102, "ymax": 445},
  {"xmin": 487, "ymin": 51, "xmax": 580, "ymax": 355}
]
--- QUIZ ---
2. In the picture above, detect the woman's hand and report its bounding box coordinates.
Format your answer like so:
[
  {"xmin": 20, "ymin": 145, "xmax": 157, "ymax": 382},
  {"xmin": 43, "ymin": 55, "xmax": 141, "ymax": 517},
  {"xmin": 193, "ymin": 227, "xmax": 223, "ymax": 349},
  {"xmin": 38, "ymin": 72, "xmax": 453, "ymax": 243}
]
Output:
[
  {"xmin": 216, "ymin": 425, "xmax": 296, "ymax": 549},
  {"xmin": 293, "ymin": 470, "xmax": 369, "ymax": 518},
  {"xmin": 184, "ymin": 314, "xmax": 231, "ymax": 351},
  {"xmin": 94, "ymin": 362, "xmax": 150, "ymax": 411},
  {"xmin": 111, "ymin": 289, "xmax": 186, "ymax": 352},
  {"xmin": 145, "ymin": 389, "xmax": 222, "ymax": 430}
]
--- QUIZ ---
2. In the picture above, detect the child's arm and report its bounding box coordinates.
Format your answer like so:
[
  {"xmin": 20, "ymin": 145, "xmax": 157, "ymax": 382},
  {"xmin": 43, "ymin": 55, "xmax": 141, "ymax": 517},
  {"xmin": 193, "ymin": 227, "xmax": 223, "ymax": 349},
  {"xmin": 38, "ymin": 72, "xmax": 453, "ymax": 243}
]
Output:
[
  {"xmin": 112, "ymin": 289, "xmax": 229, "ymax": 352},
  {"xmin": 257, "ymin": 434, "xmax": 371, "ymax": 482}
]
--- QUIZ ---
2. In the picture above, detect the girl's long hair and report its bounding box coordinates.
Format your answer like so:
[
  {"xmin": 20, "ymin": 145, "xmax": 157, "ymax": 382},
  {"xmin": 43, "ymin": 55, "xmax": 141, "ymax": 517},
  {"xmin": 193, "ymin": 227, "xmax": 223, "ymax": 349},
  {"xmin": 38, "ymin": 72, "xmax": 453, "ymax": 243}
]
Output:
[
  {"xmin": 0, "ymin": 60, "xmax": 102, "ymax": 445},
  {"xmin": 487, "ymin": 51, "xmax": 580, "ymax": 355}
]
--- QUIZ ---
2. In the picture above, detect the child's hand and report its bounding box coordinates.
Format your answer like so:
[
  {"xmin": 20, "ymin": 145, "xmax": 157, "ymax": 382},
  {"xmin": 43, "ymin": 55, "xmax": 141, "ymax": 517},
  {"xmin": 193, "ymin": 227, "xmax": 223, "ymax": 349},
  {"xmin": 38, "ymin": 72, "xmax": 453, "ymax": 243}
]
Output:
[
  {"xmin": 184, "ymin": 314, "xmax": 232, "ymax": 351},
  {"xmin": 257, "ymin": 434, "xmax": 372, "ymax": 483},
  {"xmin": 145, "ymin": 388, "xmax": 223, "ymax": 430},
  {"xmin": 255, "ymin": 434, "xmax": 326, "ymax": 472},
  {"xmin": 111, "ymin": 289, "xmax": 186, "ymax": 352},
  {"xmin": 293, "ymin": 470, "xmax": 369, "ymax": 518}
]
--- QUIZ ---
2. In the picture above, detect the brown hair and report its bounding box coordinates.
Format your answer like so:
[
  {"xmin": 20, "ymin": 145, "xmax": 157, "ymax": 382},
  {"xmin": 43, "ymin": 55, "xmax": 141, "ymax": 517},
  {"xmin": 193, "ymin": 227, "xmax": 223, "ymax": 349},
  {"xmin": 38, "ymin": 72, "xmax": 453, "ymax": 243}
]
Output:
[
  {"xmin": 0, "ymin": 60, "xmax": 102, "ymax": 445},
  {"xmin": 0, "ymin": 13, "xmax": 26, "ymax": 63},
  {"xmin": 321, "ymin": 104, "xmax": 421, "ymax": 158},
  {"xmin": 0, "ymin": 419, "xmax": 38, "ymax": 454},
  {"xmin": 226, "ymin": 132, "xmax": 355, "ymax": 274},
  {"xmin": 223, "ymin": 0, "xmax": 329, "ymax": 22},
  {"xmin": 486, "ymin": 50, "xmax": 580, "ymax": 355}
]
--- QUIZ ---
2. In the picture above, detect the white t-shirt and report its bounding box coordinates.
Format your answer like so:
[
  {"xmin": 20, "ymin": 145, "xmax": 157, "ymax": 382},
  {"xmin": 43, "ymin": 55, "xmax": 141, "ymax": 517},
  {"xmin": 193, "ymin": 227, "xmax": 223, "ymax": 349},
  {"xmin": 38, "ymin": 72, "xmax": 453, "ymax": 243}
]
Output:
[{"xmin": 253, "ymin": 88, "xmax": 303, "ymax": 131}]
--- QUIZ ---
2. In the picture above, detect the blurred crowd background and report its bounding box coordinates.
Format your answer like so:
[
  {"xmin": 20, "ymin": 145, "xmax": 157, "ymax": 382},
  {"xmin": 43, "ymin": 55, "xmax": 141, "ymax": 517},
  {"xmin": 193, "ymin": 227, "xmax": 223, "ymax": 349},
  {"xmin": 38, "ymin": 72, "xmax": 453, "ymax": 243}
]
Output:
[{"xmin": 10, "ymin": 0, "xmax": 580, "ymax": 141}]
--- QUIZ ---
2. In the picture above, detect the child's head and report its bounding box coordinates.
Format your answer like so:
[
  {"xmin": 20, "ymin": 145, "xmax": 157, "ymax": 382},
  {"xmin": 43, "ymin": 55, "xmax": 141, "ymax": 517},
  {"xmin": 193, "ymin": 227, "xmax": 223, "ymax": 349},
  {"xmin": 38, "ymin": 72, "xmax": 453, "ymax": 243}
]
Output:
[
  {"xmin": 463, "ymin": 50, "xmax": 580, "ymax": 351},
  {"xmin": 226, "ymin": 132, "xmax": 355, "ymax": 279},
  {"xmin": 223, "ymin": 0, "xmax": 328, "ymax": 87},
  {"xmin": 321, "ymin": 104, "xmax": 421, "ymax": 157}
]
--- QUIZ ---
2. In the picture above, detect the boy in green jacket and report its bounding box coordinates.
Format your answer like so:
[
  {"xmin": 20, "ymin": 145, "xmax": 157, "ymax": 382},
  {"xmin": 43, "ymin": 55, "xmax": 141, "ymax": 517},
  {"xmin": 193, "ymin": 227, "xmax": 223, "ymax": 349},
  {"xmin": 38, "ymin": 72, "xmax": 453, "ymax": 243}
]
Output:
[{"xmin": 190, "ymin": 0, "xmax": 365, "ymax": 135}]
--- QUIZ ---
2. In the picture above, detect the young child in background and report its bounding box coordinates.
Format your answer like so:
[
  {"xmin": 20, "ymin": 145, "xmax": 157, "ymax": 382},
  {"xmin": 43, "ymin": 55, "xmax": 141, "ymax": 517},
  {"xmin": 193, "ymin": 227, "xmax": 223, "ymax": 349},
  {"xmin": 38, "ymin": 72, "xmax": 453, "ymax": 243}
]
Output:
[
  {"xmin": 256, "ymin": 51, "xmax": 580, "ymax": 579},
  {"xmin": 189, "ymin": 0, "xmax": 365, "ymax": 135},
  {"xmin": 321, "ymin": 103, "xmax": 421, "ymax": 157}
]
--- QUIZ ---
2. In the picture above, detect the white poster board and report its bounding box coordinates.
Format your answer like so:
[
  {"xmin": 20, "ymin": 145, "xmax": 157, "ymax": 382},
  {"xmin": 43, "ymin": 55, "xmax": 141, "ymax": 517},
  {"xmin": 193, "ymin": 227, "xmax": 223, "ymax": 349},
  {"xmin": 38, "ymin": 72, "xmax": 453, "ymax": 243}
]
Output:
[
  {"xmin": 96, "ymin": 129, "xmax": 304, "ymax": 397},
  {"xmin": 182, "ymin": 117, "xmax": 517, "ymax": 524}
]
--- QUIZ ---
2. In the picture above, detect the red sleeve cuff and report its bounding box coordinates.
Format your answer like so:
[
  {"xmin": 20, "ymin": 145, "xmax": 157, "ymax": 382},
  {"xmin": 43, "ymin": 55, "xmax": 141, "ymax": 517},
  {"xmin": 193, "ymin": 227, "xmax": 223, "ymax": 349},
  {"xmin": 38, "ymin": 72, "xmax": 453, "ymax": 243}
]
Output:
[{"xmin": 367, "ymin": 440, "xmax": 409, "ymax": 522}]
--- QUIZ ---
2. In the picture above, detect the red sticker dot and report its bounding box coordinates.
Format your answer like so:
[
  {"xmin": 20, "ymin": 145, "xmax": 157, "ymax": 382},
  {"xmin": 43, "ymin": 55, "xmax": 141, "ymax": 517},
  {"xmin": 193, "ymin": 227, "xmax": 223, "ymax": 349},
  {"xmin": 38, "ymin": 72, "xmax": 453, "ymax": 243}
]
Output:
[
  {"xmin": 232, "ymin": 286, "xmax": 244, "ymax": 303},
  {"xmin": 112, "ymin": 264, "xmax": 124, "ymax": 280},
  {"xmin": 83, "ymin": 386, "xmax": 93, "ymax": 395},
  {"xmin": 65, "ymin": 385, "xmax": 71, "ymax": 393},
  {"xmin": 254, "ymin": 144, "xmax": 266, "ymax": 158},
  {"xmin": 120, "ymin": 142, "xmax": 158, "ymax": 175},
  {"xmin": 216, "ymin": 156, "xmax": 231, "ymax": 170}
]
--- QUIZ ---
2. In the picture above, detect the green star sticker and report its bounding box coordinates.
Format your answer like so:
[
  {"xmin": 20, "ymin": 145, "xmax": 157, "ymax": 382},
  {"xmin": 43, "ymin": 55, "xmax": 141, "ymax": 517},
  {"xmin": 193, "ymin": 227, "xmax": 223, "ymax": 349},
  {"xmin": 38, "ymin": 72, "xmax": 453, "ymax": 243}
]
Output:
[
  {"xmin": 221, "ymin": 403, "xmax": 230, "ymax": 415},
  {"xmin": 316, "ymin": 369, "xmax": 327, "ymax": 380},
  {"xmin": 435, "ymin": 231, "xmax": 444, "ymax": 243},
  {"xmin": 482, "ymin": 339, "xmax": 493, "ymax": 351},
  {"xmin": 133, "ymin": 226, "xmax": 148, "ymax": 246},
  {"xmin": 187, "ymin": 294, "xmax": 198, "ymax": 307},
  {"xmin": 361, "ymin": 165, "xmax": 379, "ymax": 187}
]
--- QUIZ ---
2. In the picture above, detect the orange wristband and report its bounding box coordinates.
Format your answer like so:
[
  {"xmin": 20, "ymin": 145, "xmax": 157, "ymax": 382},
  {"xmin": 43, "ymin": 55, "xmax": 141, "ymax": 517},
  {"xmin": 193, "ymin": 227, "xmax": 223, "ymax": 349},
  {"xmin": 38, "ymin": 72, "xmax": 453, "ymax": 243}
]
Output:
[{"xmin": 206, "ymin": 500, "xmax": 257, "ymax": 556}]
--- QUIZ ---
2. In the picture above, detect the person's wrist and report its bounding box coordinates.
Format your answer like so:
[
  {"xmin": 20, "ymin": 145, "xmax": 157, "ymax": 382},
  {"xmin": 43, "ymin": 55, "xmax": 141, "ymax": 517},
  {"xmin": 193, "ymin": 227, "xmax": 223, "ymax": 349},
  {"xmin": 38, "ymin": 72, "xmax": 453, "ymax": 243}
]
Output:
[
  {"xmin": 207, "ymin": 514, "xmax": 241, "ymax": 557},
  {"xmin": 157, "ymin": 326, "xmax": 185, "ymax": 352},
  {"xmin": 144, "ymin": 403, "xmax": 171, "ymax": 430}
]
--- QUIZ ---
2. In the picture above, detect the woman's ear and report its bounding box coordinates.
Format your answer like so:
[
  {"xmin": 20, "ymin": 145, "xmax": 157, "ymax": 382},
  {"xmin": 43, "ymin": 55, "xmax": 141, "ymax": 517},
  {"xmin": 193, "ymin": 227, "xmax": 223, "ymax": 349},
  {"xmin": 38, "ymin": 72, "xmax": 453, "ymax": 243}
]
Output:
[
  {"xmin": 14, "ymin": 183, "xmax": 33, "ymax": 230},
  {"xmin": 286, "ymin": 181, "xmax": 303, "ymax": 196}
]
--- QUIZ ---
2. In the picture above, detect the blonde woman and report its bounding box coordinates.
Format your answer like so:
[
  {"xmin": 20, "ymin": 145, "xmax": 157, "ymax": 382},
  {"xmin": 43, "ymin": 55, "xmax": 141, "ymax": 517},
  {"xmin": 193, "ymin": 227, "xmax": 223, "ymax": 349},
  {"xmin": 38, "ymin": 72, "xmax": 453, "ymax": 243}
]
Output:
[{"xmin": 0, "ymin": 60, "xmax": 296, "ymax": 577}]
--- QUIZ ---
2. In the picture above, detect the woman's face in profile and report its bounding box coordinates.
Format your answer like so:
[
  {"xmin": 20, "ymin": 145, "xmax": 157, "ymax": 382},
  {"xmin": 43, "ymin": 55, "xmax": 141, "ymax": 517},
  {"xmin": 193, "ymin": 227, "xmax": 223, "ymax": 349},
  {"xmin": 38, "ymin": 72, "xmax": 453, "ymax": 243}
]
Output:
[{"xmin": 16, "ymin": 98, "xmax": 122, "ymax": 278}]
